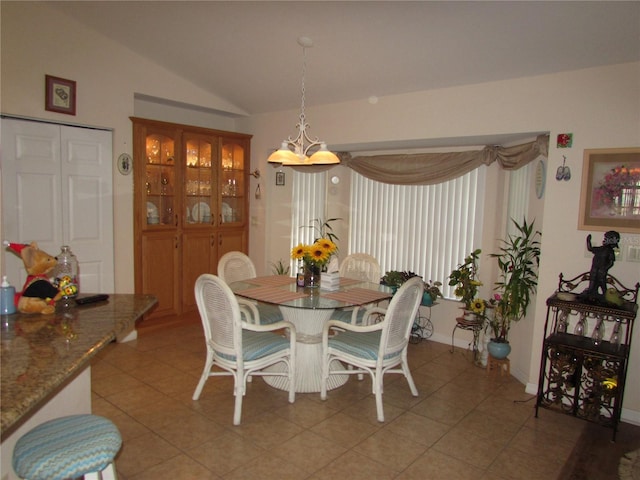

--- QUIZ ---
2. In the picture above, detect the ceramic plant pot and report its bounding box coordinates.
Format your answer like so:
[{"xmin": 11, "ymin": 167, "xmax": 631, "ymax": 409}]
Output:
[{"xmin": 487, "ymin": 340, "xmax": 511, "ymax": 359}]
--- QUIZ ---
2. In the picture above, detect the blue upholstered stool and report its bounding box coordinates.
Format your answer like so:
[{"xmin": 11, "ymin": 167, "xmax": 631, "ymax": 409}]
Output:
[{"xmin": 12, "ymin": 414, "xmax": 122, "ymax": 480}]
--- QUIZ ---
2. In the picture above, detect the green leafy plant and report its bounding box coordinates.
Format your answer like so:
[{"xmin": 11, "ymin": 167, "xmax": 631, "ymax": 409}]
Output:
[
  {"xmin": 489, "ymin": 218, "xmax": 541, "ymax": 342},
  {"xmin": 305, "ymin": 217, "xmax": 341, "ymax": 244},
  {"xmin": 448, "ymin": 249, "xmax": 482, "ymax": 308},
  {"xmin": 270, "ymin": 259, "xmax": 290, "ymax": 276},
  {"xmin": 423, "ymin": 280, "xmax": 443, "ymax": 299},
  {"xmin": 381, "ymin": 270, "xmax": 420, "ymax": 287}
]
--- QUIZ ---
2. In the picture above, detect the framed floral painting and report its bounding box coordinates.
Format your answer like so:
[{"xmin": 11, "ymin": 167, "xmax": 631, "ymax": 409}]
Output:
[{"xmin": 579, "ymin": 147, "xmax": 640, "ymax": 233}]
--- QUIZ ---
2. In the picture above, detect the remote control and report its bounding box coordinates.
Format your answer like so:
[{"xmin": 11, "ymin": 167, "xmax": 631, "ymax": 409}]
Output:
[{"xmin": 75, "ymin": 294, "xmax": 109, "ymax": 305}]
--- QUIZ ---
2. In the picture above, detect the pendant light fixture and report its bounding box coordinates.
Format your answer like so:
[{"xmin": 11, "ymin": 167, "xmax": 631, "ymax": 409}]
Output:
[{"xmin": 268, "ymin": 37, "xmax": 340, "ymax": 166}]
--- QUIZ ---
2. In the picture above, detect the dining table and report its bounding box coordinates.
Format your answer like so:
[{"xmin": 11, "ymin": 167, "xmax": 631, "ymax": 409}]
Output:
[{"xmin": 230, "ymin": 275, "xmax": 393, "ymax": 393}]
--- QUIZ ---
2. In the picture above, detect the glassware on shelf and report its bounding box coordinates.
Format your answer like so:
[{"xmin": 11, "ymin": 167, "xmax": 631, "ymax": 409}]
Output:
[
  {"xmin": 591, "ymin": 317, "xmax": 605, "ymax": 345},
  {"xmin": 609, "ymin": 320, "xmax": 622, "ymax": 348},
  {"xmin": 148, "ymin": 139, "xmax": 160, "ymax": 163},
  {"xmin": 557, "ymin": 309, "xmax": 569, "ymax": 333},
  {"xmin": 574, "ymin": 313, "xmax": 587, "ymax": 336}
]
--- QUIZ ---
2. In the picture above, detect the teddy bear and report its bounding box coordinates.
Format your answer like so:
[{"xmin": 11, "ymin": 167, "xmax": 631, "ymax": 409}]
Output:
[{"xmin": 5, "ymin": 241, "xmax": 62, "ymax": 314}]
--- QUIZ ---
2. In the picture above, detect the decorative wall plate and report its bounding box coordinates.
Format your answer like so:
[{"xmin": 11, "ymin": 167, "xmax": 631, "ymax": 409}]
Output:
[{"xmin": 117, "ymin": 153, "xmax": 132, "ymax": 175}]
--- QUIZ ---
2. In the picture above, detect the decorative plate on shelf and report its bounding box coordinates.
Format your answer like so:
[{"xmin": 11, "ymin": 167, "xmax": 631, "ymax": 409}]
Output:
[
  {"xmin": 192, "ymin": 202, "xmax": 211, "ymax": 222},
  {"xmin": 222, "ymin": 202, "xmax": 233, "ymax": 222},
  {"xmin": 146, "ymin": 202, "xmax": 158, "ymax": 218}
]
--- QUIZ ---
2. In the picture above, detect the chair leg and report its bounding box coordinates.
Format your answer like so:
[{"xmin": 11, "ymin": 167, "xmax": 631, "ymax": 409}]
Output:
[
  {"xmin": 287, "ymin": 358, "xmax": 295, "ymax": 404},
  {"xmin": 83, "ymin": 462, "xmax": 117, "ymax": 480},
  {"xmin": 233, "ymin": 372, "xmax": 245, "ymax": 425},
  {"xmin": 402, "ymin": 358, "xmax": 419, "ymax": 396},
  {"xmin": 192, "ymin": 351, "xmax": 214, "ymax": 400},
  {"xmin": 100, "ymin": 463, "xmax": 118, "ymax": 480},
  {"xmin": 374, "ymin": 371, "xmax": 384, "ymax": 422},
  {"xmin": 320, "ymin": 355, "xmax": 329, "ymax": 401}
]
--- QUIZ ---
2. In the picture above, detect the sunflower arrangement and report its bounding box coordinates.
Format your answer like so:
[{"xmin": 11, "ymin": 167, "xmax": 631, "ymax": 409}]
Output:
[{"xmin": 291, "ymin": 238, "xmax": 338, "ymax": 270}]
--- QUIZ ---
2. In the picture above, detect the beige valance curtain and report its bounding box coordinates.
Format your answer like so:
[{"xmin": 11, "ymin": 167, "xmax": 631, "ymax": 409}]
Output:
[{"xmin": 342, "ymin": 134, "xmax": 549, "ymax": 185}]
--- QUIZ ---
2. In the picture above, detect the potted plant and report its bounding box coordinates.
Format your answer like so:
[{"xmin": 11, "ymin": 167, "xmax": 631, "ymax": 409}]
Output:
[
  {"xmin": 381, "ymin": 270, "xmax": 420, "ymax": 293},
  {"xmin": 422, "ymin": 280, "xmax": 443, "ymax": 306},
  {"xmin": 448, "ymin": 248, "xmax": 482, "ymax": 310},
  {"xmin": 270, "ymin": 259, "xmax": 290, "ymax": 276},
  {"xmin": 487, "ymin": 218, "xmax": 541, "ymax": 358}
]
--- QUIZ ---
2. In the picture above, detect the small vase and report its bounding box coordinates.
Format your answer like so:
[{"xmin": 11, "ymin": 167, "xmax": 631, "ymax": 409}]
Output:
[
  {"xmin": 487, "ymin": 340, "xmax": 511, "ymax": 359},
  {"xmin": 304, "ymin": 263, "xmax": 321, "ymax": 288}
]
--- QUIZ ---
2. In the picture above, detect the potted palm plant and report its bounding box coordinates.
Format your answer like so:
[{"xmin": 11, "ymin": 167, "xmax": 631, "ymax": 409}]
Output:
[{"xmin": 487, "ymin": 218, "xmax": 541, "ymax": 358}]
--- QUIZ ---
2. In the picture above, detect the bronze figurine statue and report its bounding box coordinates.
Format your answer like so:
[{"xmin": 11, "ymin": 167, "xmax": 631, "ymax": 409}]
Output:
[{"xmin": 582, "ymin": 230, "xmax": 620, "ymax": 301}]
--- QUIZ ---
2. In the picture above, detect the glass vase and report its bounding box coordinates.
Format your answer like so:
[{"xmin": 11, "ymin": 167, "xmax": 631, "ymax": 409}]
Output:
[{"xmin": 304, "ymin": 263, "xmax": 321, "ymax": 288}]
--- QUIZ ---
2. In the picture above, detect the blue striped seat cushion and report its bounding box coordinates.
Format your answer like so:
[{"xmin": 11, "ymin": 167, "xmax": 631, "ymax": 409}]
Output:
[
  {"xmin": 257, "ymin": 303, "xmax": 284, "ymax": 324},
  {"xmin": 216, "ymin": 330, "xmax": 290, "ymax": 362},
  {"xmin": 13, "ymin": 414, "xmax": 121, "ymax": 480},
  {"xmin": 328, "ymin": 330, "xmax": 399, "ymax": 360}
]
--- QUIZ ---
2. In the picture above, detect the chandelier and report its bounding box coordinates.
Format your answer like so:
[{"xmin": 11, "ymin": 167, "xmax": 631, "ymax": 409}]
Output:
[{"xmin": 267, "ymin": 37, "xmax": 340, "ymax": 165}]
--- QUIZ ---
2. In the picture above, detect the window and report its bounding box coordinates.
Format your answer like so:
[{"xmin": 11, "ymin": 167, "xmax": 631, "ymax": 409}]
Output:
[
  {"xmin": 288, "ymin": 162, "xmax": 533, "ymax": 299},
  {"xmin": 289, "ymin": 170, "xmax": 328, "ymax": 271},
  {"xmin": 348, "ymin": 168, "xmax": 486, "ymax": 298}
]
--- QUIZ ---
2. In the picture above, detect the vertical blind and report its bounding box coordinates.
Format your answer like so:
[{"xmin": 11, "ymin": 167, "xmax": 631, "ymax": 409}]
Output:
[
  {"xmin": 349, "ymin": 168, "xmax": 485, "ymax": 297},
  {"xmin": 506, "ymin": 161, "xmax": 532, "ymax": 237},
  {"xmin": 290, "ymin": 170, "xmax": 328, "ymax": 272}
]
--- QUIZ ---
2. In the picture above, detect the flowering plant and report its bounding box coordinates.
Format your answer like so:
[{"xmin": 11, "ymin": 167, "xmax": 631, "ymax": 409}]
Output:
[
  {"xmin": 448, "ymin": 249, "xmax": 482, "ymax": 308},
  {"xmin": 291, "ymin": 238, "xmax": 337, "ymax": 269},
  {"xmin": 592, "ymin": 165, "xmax": 640, "ymax": 208}
]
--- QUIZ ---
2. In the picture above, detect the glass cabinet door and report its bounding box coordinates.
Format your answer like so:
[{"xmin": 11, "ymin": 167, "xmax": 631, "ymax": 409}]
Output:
[
  {"xmin": 145, "ymin": 133, "xmax": 176, "ymax": 226},
  {"xmin": 220, "ymin": 140, "xmax": 246, "ymax": 225},
  {"xmin": 184, "ymin": 134, "xmax": 216, "ymax": 225}
]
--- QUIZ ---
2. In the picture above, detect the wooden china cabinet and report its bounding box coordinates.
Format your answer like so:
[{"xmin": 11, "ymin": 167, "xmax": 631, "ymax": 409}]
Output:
[{"xmin": 131, "ymin": 117, "xmax": 251, "ymax": 322}]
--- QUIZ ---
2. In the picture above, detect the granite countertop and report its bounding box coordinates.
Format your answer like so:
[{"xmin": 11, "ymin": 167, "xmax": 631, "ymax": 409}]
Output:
[{"xmin": 0, "ymin": 294, "xmax": 157, "ymax": 439}]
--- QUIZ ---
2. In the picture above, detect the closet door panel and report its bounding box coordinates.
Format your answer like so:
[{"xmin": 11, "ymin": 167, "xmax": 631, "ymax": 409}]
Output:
[
  {"xmin": 1, "ymin": 119, "xmax": 61, "ymax": 284},
  {"xmin": 1, "ymin": 118, "xmax": 114, "ymax": 294},
  {"xmin": 61, "ymin": 126, "xmax": 114, "ymax": 293}
]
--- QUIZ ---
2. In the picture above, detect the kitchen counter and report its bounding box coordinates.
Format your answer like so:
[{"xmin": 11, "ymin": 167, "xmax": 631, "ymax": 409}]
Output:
[{"xmin": 0, "ymin": 294, "xmax": 157, "ymax": 438}]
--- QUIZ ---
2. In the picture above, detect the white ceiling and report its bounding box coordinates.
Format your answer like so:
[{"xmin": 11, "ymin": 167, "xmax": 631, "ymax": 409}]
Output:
[{"xmin": 49, "ymin": 1, "xmax": 640, "ymax": 116}]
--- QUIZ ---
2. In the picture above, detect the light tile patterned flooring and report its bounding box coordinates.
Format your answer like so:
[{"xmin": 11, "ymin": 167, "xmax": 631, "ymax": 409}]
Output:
[{"xmin": 91, "ymin": 322, "xmax": 586, "ymax": 479}]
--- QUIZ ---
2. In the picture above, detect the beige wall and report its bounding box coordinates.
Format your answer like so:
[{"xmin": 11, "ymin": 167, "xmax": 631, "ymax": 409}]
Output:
[
  {"xmin": 2, "ymin": 3, "xmax": 639, "ymax": 423},
  {"xmin": 0, "ymin": 2, "xmax": 247, "ymax": 294},
  {"xmin": 242, "ymin": 62, "xmax": 640, "ymax": 422}
]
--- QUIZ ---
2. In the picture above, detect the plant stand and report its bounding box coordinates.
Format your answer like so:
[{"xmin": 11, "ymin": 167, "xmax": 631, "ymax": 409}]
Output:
[
  {"xmin": 450, "ymin": 314, "xmax": 484, "ymax": 362},
  {"xmin": 487, "ymin": 355, "xmax": 510, "ymax": 377},
  {"xmin": 410, "ymin": 303, "xmax": 437, "ymax": 343}
]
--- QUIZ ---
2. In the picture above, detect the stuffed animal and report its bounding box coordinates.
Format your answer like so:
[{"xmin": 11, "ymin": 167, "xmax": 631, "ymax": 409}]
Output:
[{"xmin": 4, "ymin": 241, "xmax": 62, "ymax": 314}]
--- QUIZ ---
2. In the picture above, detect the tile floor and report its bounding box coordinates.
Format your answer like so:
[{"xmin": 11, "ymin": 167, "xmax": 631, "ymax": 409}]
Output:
[{"xmin": 90, "ymin": 322, "xmax": 587, "ymax": 480}]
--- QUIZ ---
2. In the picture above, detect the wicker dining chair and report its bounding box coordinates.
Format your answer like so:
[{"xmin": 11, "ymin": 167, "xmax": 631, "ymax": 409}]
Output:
[
  {"xmin": 217, "ymin": 251, "xmax": 284, "ymax": 324},
  {"xmin": 320, "ymin": 276, "xmax": 423, "ymax": 422},
  {"xmin": 192, "ymin": 274, "xmax": 297, "ymax": 425},
  {"xmin": 333, "ymin": 253, "xmax": 383, "ymax": 325}
]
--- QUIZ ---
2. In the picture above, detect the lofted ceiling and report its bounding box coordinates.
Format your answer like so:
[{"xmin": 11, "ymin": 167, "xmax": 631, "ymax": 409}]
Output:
[{"xmin": 47, "ymin": 1, "xmax": 640, "ymax": 117}]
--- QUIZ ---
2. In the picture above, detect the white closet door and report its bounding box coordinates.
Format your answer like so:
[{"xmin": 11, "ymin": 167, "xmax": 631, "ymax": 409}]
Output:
[
  {"xmin": 1, "ymin": 118, "xmax": 114, "ymax": 293},
  {"xmin": 60, "ymin": 126, "xmax": 114, "ymax": 293}
]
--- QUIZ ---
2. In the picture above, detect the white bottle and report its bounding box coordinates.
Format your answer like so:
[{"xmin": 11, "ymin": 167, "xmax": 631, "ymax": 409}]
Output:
[{"xmin": 0, "ymin": 276, "xmax": 17, "ymax": 314}]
